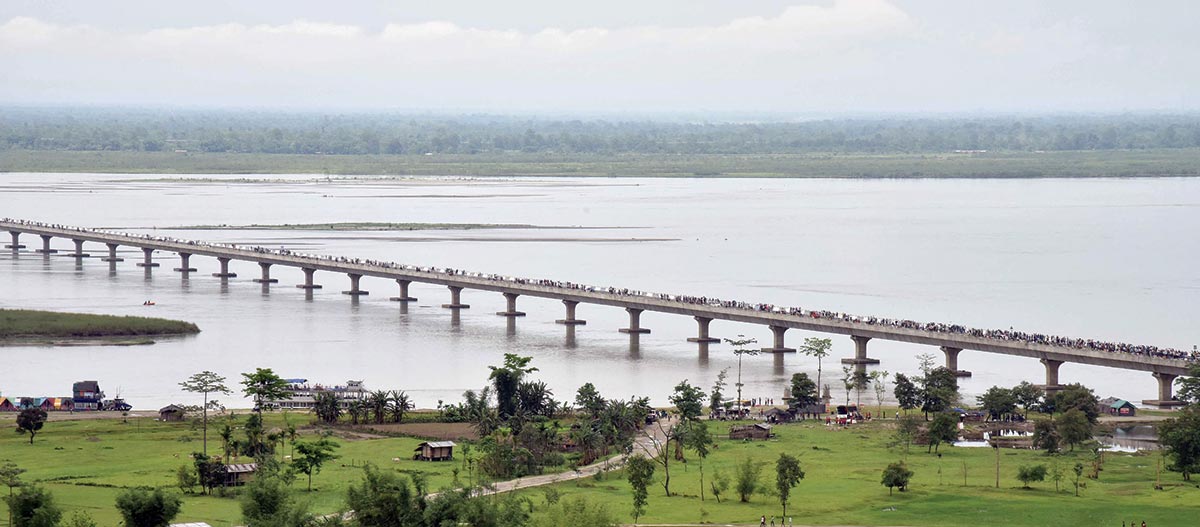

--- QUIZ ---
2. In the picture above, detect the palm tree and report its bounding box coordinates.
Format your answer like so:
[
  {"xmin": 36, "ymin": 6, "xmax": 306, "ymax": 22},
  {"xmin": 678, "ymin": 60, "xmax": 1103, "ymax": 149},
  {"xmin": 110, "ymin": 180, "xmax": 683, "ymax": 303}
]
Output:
[
  {"xmin": 348, "ymin": 400, "xmax": 367, "ymax": 425},
  {"xmin": 369, "ymin": 390, "xmax": 389, "ymax": 424},
  {"xmin": 388, "ymin": 390, "xmax": 413, "ymax": 423},
  {"xmin": 219, "ymin": 423, "xmax": 235, "ymax": 464}
]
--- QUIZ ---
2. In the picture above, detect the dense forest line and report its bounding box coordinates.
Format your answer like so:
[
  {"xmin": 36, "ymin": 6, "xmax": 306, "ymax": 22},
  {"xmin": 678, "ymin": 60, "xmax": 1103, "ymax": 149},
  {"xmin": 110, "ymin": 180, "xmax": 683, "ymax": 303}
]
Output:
[{"xmin": 4, "ymin": 108, "xmax": 1200, "ymax": 156}]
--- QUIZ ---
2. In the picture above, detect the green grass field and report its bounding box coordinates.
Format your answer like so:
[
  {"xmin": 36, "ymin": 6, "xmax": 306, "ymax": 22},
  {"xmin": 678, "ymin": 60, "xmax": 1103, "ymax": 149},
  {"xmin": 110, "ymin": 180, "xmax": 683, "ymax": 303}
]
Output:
[
  {"xmin": 0, "ymin": 309, "xmax": 199, "ymax": 339},
  {"xmin": 4, "ymin": 149, "xmax": 1200, "ymax": 178},
  {"xmin": 2, "ymin": 413, "xmax": 1195, "ymax": 526},
  {"xmin": 516, "ymin": 419, "xmax": 1198, "ymax": 527},
  {"xmin": 0, "ymin": 413, "xmax": 461, "ymax": 526}
]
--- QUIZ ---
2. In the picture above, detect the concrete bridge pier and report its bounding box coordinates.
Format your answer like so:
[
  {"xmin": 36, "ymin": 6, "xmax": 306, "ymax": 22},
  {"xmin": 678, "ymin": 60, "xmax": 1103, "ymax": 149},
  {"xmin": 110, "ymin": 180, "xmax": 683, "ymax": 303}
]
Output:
[
  {"xmin": 67, "ymin": 239, "xmax": 90, "ymax": 258},
  {"xmin": 253, "ymin": 263, "xmax": 278, "ymax": 283},
  {"xmin": 941, "ymin": 346, "xmax": 972, "ymax": 377},
  {"xmin": 564, "ymin": 324, "xmax": 578, "ymax": 348},
  {"xmin": 135, "ymin": 247, "xmax": 159, "ymax": 267},
  {"xmin": 296, "ymin": 268, "xmax": 322, "ymax": 289},
  {"xmin": 496, "ymin": 292, "xmax": 526, "ymax": 317},
  {"xmin": 36, "ymin": 235, "xmax": 57, "ymax": 254},
  {"xmin": 1143, "ymin": 372, "xmax": 1185, "ymax": 407},
  {"xmin": 555, "ymin": 300, "xmax": 586, "ymax": 325},
  {"xmin": 342, "ymin": 273, "xmax": 369, "ymax": 296},
  {"xmin": 841, "ymin": 335, "xmax": 881, "ymax": 367},
  {"xmin": 442, "ymin": 286, "xmax": 470, "ymax": 309},
  {"xmin": 618, "ymin": 307, "xmax": 651, "ymax": 334},
  {"xmin": 6, "ymin": 231, "xmax": 24, "ymax": 250},
  {"xmin": 174, "ymin": 253, "xmax": 197, "ymax": 272},
  {"xmin": 1039, "ymin": 358, "xmax": 1065, "ymax": 393},
  {"xmin": 389, "ymin": 279, "xmax": 417, "ymax": 302},
  {"xmin": 761, "ymin": 325, "xmax": 796, "ymax": 353},
  {"xmin": 687, "ymin": 316, "xmax": 720, "ymax": 343},
  {"xmin": 212, "ymin": 257, "xmax": 237, "ymax": 278},
  {"xmin": 101, "ymin": 243, "xmax": 123, "ymax": 262}
]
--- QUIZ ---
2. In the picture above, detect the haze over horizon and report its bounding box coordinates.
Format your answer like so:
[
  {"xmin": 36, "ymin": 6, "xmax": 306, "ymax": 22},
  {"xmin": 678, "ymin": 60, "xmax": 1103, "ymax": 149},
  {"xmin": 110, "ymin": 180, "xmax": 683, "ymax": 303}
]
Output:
[{"xmin": 1, "ymin": 0, "xmax": 1198, "ymax": 115}]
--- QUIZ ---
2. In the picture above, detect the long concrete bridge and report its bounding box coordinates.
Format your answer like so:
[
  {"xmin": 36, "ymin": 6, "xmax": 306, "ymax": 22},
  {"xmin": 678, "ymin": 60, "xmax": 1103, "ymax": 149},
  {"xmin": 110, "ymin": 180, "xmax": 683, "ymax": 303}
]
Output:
[{"xmin": 4, "ymin": 220, "xmax": 1193, "ymax": 407}]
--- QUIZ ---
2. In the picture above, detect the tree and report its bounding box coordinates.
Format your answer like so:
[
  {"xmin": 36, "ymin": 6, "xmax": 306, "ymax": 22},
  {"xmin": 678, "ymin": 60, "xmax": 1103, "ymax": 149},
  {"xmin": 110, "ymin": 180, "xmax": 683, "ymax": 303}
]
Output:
[
  {"xmin": 192, "ymin": 453, "xmax": 225, "ymax": 495},
  {"xmin": 774, "ymin": 453, "xmax": 805, "ymax": 518},
  {"xmin": 852, "ymin": 370, "xmax": 870, "ymax": 408},
  {"xmin": 1, "ymin": 462, "xmax": 27, "ymax": 527},
  {"xmin": 345, "ymin": 465, "xmax": 423, "ymax": 527},
  {"xmin": 368, "ymin": 390, "xmax": 390, "ymax": 425},
  {"xmin": 388, "ymin": 390, "xmax": 413, "ymax": 423},
  {"xmin": 1158, "ymin": 405, "xmax": 1200, "ymax": 481},
  {"xmin": 893, "ymin": 373, "xmax": 920, "ymax": 415},
  {"xmin": 724, "ymin": 335, "xmax": 759, "ymax": 411},
  {"xmin": 709, "ymin": 368, "xmax": 729, "ymax": 413},
  {"xmin": 682, "ymin": 420, "xmax": 714, "ymax": 500},
  {"xmin": 241, "ymin": 368, "xmax": 292, "ymax": 413},
  {"xmin": 1016, "ymin": 464, "xmax": 1047, "ymax": 488},
  {"xmin": 977, "ymin": 386, "xmax": 1017, "ymax": 420},
  {"xmin": 1052, "ymin": 384, "xmax": 1100, "ymax": 424},
  {"xmin": 489, "ymin": 353, "xmax": 537, "ymax": 420},
  {"xmin": 786, "ymin": 373, "xmax": 818, "ymax": 413},
  {"xmin": 1050, "ymin": 458, "xmax": 1066, "ymax": 492},
  {"xmin": 114, "ymin": 487, "xmax": 183, "ymax": 527},
  {"xmin": 890, "ymin": 416, "xmax": 920, "ymax": 459},
  {"xmin": 1056, "ymin": 409, "xmax": 1093, "ymax": 451},
  {"xmin": 840, "ymin": 366, "xmax": 854, "ymax": 406},
  {"xmin": 1175, "ymin": 363, "xmax": 1200, "ymax": 405},
  {"xmin": 881, "ymin": 462, "xmax": 913, "ymax": 495},
  {"xmin": 293, "ymin": 437, "xmax": 340, "ymax": 491},
  {"xmin": 575, "ymin": 383, "xmax": 606, "ymax": 419},
  {"xmin": 3, "ymin": 485, "xmax": 61, "ymax": 527},
  {"xmin": 920, "ymin": 368, "xmax": 959, "ymax": 419},
  {"xmin": 870, "ymin": 370, "xmax": 890, "ymax": 418},
  {"xmin": 669, "ymin": 380, "xmax": 706, "ymax": 421},
  {"xmin": 927, "ymin": 412, "xmax": 958, "ymax": 453},
  {"xmin": 1032, "ymin": 419, "xmax": 1062, "ymax": 454},
  {"xmin": 175, "ymin": 464, "xmax": 198, "ymax": 494},
  {"xmin": 240, "ymin": 471, "xmax": 313, "ymax": 527},
  {"xmin": 625, "ymin": 454, "xmax": 655, "ymax": 524},
  {"xmin": 313, "ymin": 392, "xmax": 342, "ymax": 424},
  {"xmin": 1011, "ymin": 381, "xmax": 1044, "ymax": 418},
  {"xmin": 179, "ymin": 370, "xmax": 231, "ymax": 456},
  {"xmin": 709, "ymin": 470, "xmax": 730, "ymax": 504},
  {"xmin": 735, "ymin": 457, "xmax": 763, "ymax": 503},
  {"xmin": 800, "ymin": 337, "xmax": 832, "ymax": 394},
  {"xmin": 16, "ymin": 408, "xmax": 47, "ymax": 445}
]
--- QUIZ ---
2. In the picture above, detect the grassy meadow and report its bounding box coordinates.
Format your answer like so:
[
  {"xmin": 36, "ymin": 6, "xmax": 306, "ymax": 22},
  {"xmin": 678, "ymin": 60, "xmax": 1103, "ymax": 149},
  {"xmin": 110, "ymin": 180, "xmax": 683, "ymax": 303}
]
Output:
[
  {"xmin": 3, "ymin": 410, "xmax": 1196, "ymax": 526},
  {"xmin": 516, "ymin": 418, "xmax": 1198, "ymax": 527},
  {"xmin": 0, "ymin": 412, "xmax": 461, "ymax": 526}
]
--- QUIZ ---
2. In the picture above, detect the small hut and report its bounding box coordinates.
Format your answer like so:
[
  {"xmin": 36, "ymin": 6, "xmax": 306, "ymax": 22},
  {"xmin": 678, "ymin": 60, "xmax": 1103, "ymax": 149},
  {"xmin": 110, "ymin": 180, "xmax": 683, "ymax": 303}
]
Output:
[
  {"xmin": 222, "ymin": 463, "xmax": 258, "ymax": 486},
  {"xmin": 729, "ymin": 423, "xmax": 773, "ymax": 440},
  {"xmin": 413, "ymin": 441, "xmax": 455, "ymax": 461},
  {"xmin": 1108, "ymin": 400, "xmax": 1137, "ymax": 417},
  {"xmin": 159, "ymin": 404, "xmax": 186, "ymax": 422}
]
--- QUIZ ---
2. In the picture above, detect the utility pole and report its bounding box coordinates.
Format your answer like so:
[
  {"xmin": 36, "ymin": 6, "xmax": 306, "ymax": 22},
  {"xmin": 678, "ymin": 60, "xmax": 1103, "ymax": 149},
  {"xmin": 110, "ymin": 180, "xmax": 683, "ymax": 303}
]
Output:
[{"xmin": 992, "ymin": 442, "xmax": 1000, "ymax": 488}]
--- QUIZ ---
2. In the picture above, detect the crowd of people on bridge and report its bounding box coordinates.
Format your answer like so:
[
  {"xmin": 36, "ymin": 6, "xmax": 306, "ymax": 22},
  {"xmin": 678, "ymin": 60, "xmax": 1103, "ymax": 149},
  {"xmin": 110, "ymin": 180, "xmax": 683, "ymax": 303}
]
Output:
[{"xmin": 5, "ymin": 218, "xmax": 1197, "ymax": 364}]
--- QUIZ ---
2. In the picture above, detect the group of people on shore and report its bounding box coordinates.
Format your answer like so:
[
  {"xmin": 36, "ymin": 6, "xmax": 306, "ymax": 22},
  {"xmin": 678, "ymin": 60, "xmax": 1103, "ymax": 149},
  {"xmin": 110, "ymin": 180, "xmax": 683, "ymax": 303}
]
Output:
[{"xmin": 6, "ymin": 218, "xmax": 1197, "ymax": 364}]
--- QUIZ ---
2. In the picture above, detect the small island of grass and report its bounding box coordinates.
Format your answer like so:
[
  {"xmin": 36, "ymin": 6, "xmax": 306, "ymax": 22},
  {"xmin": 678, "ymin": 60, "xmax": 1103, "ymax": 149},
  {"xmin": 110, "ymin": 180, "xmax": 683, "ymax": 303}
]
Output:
[{"xmin": 0, "ymin": 309, "xmax": 200, "ymax": 346}]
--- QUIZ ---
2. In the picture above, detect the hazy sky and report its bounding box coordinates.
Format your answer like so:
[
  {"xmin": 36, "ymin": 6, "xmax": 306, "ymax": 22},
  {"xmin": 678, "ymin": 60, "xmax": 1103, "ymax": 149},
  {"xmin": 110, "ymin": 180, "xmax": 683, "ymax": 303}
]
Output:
[{"xmin": 2, "ymin": 0, "xmax": 1197, "ymax": 114}]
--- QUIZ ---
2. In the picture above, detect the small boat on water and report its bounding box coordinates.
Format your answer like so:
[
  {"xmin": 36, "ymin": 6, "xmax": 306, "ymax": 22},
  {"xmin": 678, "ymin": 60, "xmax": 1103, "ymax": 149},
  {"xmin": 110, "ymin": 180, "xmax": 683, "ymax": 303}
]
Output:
[{"xmin": 142, "ymin": 300, "xmax": 156, "ymax": 306}]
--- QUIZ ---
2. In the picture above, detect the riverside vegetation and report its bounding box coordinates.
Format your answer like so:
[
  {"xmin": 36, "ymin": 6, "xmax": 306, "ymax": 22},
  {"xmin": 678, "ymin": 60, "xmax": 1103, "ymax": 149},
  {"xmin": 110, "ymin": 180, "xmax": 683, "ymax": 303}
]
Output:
[
  {"xmin": 0, "ymin": 309, "xmax": 199, "ymax": 343},
  {"xmin": 2, "ymin": 358, "xmax": 1199, "ymax": 526}
]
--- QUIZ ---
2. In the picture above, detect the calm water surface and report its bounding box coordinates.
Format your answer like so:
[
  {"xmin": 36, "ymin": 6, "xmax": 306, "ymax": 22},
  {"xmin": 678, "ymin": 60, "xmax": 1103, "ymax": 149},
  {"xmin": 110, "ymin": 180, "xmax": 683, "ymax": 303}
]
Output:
[{"xmin": 1, "ymin": 174, "xmax": 1197, "ymax": 409}]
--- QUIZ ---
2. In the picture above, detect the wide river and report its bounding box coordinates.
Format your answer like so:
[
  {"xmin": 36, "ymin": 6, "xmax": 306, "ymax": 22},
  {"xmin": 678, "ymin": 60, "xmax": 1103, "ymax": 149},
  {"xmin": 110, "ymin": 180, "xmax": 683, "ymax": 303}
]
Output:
[{"xmin": 1, "ymin": 174, "xmax": 1198, "ymax": 410}]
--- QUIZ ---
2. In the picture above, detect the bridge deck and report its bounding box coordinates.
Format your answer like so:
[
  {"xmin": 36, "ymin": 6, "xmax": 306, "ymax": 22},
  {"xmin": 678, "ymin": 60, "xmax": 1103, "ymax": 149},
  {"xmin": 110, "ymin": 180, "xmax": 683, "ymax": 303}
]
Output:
[{"xmin": 3, "ymin": 220, "xmax": 1190, "ymax": 376}]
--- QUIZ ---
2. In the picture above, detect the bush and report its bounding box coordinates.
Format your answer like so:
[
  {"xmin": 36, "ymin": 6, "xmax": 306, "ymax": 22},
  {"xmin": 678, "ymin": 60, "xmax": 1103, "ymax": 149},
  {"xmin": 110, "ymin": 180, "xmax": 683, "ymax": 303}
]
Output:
[
  {"xmin": 1017, "ymin": 464, "xmax": 1048, "ymax": 488},
  {"xmin": 114, "ymin": 487, "xmax": 183, "ymax": 527},
  {"xmin": 881, "ymin": 462, "xmax": 913, "ymax": 495},
  {"xmin": 4, "ymin": 485, "xmax": 62, "ymax": 527}
]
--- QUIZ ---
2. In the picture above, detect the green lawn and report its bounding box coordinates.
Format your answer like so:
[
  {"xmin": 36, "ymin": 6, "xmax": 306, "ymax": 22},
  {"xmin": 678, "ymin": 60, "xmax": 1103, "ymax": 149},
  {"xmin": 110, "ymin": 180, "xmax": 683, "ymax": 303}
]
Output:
[
  {"xmin": 515, "ymin": 419, "xmax": 1198, "ymax": 526},
  {"xmin": 0, "ymin": 413, "xmax": 462, "ymax": 526},
  {"xmin": 0, "ymin": 309, "xmax": 199, "ymax": 339}
]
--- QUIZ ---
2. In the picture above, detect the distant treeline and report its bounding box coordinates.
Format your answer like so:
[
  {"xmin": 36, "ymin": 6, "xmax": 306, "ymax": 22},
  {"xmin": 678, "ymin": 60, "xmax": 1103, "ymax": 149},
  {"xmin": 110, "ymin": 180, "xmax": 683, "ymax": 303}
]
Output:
[{"xmin": 4, "ymin": 107, "xmax": 1200, "ymax": 155}]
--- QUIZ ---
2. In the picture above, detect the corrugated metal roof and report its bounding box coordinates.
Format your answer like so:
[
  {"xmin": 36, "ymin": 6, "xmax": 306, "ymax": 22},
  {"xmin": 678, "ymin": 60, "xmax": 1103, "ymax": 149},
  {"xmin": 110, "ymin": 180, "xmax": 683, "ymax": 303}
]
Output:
[
  {"xmin": 223, "ymin": 463, "xmax": 257, "ymax": 474},
  {"xmin": 170, "ymin": 523, "xmax": 213, "ymax": 527},
  {"xmin": 415, "ymin": 441, "xmax": 456, "ymax": 449}
]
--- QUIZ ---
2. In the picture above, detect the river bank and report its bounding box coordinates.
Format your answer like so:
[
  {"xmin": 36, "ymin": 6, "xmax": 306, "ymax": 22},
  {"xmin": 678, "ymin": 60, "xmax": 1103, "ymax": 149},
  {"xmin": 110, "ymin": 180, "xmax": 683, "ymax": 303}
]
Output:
[{"xmin": 0, "ymin": 309, "xmax": 200, "ymax": 342}]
